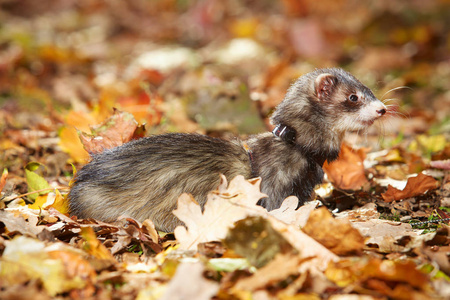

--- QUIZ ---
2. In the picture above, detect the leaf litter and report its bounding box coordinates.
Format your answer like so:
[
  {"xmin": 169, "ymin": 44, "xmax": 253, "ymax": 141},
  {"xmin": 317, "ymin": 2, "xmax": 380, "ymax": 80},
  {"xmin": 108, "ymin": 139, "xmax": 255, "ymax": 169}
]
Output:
[{"xmin": 1, "ymin": 0, "xmax": 450, "ymax": 299}]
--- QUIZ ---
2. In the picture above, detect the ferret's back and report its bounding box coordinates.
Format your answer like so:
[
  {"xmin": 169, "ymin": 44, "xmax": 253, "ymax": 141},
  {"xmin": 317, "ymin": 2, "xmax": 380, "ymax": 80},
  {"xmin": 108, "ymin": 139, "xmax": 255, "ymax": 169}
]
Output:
[{"xmin": 69, "ymin": 133, "xmax": 252, "ymax": 231}]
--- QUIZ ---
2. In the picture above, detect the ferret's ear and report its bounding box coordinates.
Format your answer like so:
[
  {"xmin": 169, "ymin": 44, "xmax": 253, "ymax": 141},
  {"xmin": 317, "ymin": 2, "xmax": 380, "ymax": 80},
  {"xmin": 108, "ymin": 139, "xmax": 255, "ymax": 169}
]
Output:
[{"xmin": 315, "ymin": 73, "xmax": 337, "ymax": 100}]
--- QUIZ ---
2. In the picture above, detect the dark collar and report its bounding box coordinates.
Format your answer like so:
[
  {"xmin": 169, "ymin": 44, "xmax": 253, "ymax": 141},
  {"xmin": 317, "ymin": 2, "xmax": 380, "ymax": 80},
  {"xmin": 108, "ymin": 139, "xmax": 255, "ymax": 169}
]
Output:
[
  {"xmin": 272, "ymin": 124, "xmax": 296, "ymax": 144},
  {"xmin": 272, "ymin": 124, "xmax": 327, "ymax": 166}
]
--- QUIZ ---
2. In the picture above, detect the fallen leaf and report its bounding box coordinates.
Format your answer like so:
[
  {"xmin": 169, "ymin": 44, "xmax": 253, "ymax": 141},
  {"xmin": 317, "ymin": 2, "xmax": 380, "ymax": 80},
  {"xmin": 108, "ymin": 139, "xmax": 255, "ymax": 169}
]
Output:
[
  {"xmin": 79, "ymin": 109, "xmax": 139, "ymax": 155},
  {"xmin": 0, "ymin": 168, "xmax": 7, "ymax": 193},
  {"xmin": 49, "ymin": 190, "xmax": 70, "ymax": 215},
  {"xmin": 0, "ymin": 210, "xmax": 45, "ymax": 237},
  {"xmin": 351, "ymin": 219, "xmax": 435, "ymax": 253},
  {"xmin": 323, "ymin": 143, "xmax": 369, "ymax": 190},
  {"xmin": 334, "ymin": 203, "xmax": 380, "ymax": 222},
  {"xmin": 224, "ymin": 216, "xmax": 295, "ymax": 268},
  {"xmin": 381, "ymin": 172, "xmax": 440, "ymax": 202},
  {"xmin": 269, "ymin": 197, "xmax": 320, "ymax": 227},
  {"xmin": 0, "ymin": 236, "xmax": 96, "ymax": 296},
  {"xmin": 59, "ymin": 126, "xmax": 90, "ymax": 163},
  {"xmin": 303, "ymin": 207, "xmax": 365, "ymax": 255},
  {"xmin": 232, "ymin": 253, "xmax": 305, "ymax": 292},
  {"xmin": 268, "ymin": 218, "xmax": 339, "ymax": 271},
  {"xmin": 326, "ymin": 258, "xmax": 430, "ymax": 298},
  {"xmin": 158, "ymin": 261, "xmax": 219, "ymax": 300},
  {"xmin": 173, "ymin": 176, "xmax": 267, "ymax": 250},
  {"xmin": 80, "ymin": 227, "xmax": 115, "ymax": 262},
  {"xmin": 25, "ymin": 162, "xmax": 51, "ymax": 200}
]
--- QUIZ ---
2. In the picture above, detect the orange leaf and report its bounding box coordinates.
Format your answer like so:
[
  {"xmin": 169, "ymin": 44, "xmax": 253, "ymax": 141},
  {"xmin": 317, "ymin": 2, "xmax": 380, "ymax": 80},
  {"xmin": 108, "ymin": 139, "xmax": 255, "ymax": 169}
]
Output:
[
  {"xmin": 381, "ymin": 173, "xmax": 440, "ymax": 202},
  {"xmin": 303, "ymin": 207, "xmax": 365, "ymax": 255},
  {"xmin": 79, "ymin": 109, "xmax": 139, "ymax": 155},
  {"xmin": 0, "ymin": 168, "xmax": 8, "ymax": 193},
  {"xmin": 323, "ymin": 143, "xmax": 369, "ymax": 190}
]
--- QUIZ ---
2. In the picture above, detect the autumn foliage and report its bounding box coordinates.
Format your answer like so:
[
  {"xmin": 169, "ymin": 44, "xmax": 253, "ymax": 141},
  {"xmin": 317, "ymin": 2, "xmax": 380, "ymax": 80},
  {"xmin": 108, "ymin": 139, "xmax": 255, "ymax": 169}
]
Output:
[{"xmin": 1, "ymin": 0, "xmax": 449, "ymax": 299}]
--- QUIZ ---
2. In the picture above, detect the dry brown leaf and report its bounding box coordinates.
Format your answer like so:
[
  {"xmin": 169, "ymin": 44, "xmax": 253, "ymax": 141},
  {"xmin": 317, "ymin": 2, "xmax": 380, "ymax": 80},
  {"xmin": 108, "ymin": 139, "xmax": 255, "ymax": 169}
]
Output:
[
  {"xmin": 79, "ymin": 109, "xmax": 139, "ymax": 155},
  {"xmin": 323, "ymin": 143, "xmax": 368, "ymax": 190},
  {"xmin": 0, "ymin": 210, "xmax": 45, "ymax": 237},
  {"xmin": 334, "ymin": 203, "xmax": 380, "ymax": 222},
  {"xmin": 326, "ymin": 258, "xmax": 430, "ymax": 298},
  {"xmin": 381, "ymin": 172, "xmax": 440, "ymax": 202},
  {"xmin": 268, "ymin": 218, "xmax": 339, "ymax": 271},
  {"xmin": 351, "ymin": 219, "xmax": 435, "ymax": 253},
  {"xmin": 232, "ymin": 253, "xmax": 304, "ymax": 292},
  {"xmin": 303, "ymin": 207, "xmax": 365, "ymax": 255},
  {"xmin": 159, "ymin": 261, "xmax": 219, "ymax": 300}
]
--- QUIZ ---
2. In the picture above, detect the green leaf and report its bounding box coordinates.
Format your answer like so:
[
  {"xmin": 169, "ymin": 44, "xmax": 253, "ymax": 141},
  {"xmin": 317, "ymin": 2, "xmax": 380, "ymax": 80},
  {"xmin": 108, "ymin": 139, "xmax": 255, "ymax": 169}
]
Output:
[{"xmin": 25, "ymin": 162, "xmax": 51, "ymax": 200}]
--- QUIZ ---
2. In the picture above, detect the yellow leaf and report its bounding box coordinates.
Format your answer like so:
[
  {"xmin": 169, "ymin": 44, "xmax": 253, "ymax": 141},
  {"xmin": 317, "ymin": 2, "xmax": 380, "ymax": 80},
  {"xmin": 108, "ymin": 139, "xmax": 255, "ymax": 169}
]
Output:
[
  {"xmin": 59, "ymin": 126, "xmax": 90, "ymax": 163},
  {"xmin": 49, "ymin": 190, "xmax": 70, "ymax": 215},
  {"xmin": 417, "ymin": 134, "xmax": 446, "ymax": 153},
  {"xmin": 81, "ymin": 227, "xmax": 115, "ymax": 261},
  {"xmin": 28, "ymin": 194, "xmax": 50, "ymax": 210}
]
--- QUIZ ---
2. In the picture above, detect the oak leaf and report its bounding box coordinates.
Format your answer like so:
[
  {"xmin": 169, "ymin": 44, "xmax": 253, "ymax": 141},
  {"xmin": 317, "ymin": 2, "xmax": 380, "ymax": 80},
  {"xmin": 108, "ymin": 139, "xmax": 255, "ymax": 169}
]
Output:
[{"xmin": 173, "ymin": 175, "xmax": 267, "ymax": 250}]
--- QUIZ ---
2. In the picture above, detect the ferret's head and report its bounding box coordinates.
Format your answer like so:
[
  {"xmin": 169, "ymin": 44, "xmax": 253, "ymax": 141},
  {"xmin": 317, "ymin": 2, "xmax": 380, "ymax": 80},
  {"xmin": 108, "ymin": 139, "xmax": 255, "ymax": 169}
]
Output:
[{"xmin": 272, "ymin": 68, "xmax": 386, "ymax": 134}]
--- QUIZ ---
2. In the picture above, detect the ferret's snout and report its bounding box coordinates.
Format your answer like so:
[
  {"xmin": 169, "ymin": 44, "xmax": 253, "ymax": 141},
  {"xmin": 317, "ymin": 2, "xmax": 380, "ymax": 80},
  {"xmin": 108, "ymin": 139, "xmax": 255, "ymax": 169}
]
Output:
[{"xmin": 377, "ymin": 108, "xmax": 386, "ymax": 116}]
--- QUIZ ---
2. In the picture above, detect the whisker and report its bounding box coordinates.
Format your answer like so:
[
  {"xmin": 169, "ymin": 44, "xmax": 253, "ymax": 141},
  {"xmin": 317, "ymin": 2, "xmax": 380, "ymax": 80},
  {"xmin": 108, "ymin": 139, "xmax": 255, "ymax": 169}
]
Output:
[
  {"xmin": 381, "ymin": 86, "xmax": 413, "ymax": 100},
  {"xmin": 382, "ymin": 98, "xmax": 399, "ymax": 104}
]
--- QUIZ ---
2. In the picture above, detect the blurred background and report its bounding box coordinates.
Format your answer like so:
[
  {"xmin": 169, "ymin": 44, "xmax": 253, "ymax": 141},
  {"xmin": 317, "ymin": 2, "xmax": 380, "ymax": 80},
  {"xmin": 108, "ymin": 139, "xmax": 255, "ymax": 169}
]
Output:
[{"xmin": 0, "ymin": 0, "xmax": 449, "ymax": 168}]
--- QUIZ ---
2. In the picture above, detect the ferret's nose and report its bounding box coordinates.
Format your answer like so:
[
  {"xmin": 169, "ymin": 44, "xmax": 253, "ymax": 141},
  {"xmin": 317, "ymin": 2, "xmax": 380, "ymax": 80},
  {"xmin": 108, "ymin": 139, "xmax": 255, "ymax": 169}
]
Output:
[{"xmin": 377, "ymin": 108, "xmax": 386, "ymax": 116}]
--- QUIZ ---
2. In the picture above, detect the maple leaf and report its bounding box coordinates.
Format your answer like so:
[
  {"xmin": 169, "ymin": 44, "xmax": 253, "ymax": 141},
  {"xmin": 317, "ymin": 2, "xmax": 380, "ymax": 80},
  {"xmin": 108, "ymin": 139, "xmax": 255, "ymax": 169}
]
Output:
[
  {"xmin": 173, "ymin": 175, "xmax": 267, "ymax": 250},
  {"xmin": 381, "ymin": 172, "xmax": 440, "ymax": 202}
]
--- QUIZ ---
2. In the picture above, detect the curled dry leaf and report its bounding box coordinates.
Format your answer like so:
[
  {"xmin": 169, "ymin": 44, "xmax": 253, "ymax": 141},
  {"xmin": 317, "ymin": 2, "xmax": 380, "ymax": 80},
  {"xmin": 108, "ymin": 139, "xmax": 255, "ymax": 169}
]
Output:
[
  {"xmin": 323, "ymin": 143, "xmax": 368, "ymax": 190},
  {"xmin": 79, "ymin": 109, "xmax": 139, "ymax": 155},
  {"xmin": 381, "ymin": 172, "xmax": 440, "ymax": 202}
]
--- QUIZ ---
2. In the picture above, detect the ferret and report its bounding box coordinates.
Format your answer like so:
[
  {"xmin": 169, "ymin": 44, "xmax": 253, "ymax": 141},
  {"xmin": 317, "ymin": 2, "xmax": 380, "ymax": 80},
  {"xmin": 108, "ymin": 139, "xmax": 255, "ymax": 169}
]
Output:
[{"xmin": 69, "ymin": 68, "xmax": 386, "ymax": 232}]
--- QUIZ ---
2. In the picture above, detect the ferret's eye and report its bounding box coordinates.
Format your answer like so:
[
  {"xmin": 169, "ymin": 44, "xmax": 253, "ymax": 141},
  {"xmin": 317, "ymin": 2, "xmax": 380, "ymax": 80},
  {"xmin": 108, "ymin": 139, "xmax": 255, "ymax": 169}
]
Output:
[{"xmin": 349, "ymin": 94, "xmax": 358, "ymax": 102}]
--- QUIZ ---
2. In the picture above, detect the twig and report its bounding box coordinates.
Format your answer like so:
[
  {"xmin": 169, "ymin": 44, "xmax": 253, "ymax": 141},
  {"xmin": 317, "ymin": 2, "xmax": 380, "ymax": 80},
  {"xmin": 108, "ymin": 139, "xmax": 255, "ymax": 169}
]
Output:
[{"xmin": 6, "ymin": 187, "xmax": 70, "ymax": 201}]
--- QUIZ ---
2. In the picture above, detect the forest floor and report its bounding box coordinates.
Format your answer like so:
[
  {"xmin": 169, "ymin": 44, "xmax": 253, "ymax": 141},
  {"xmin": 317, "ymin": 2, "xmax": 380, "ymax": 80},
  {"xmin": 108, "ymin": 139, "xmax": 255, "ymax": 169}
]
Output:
[{"xmin": 1, "ymin": 1, "xmax": 449, "ymax": 299}]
